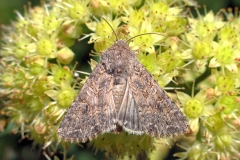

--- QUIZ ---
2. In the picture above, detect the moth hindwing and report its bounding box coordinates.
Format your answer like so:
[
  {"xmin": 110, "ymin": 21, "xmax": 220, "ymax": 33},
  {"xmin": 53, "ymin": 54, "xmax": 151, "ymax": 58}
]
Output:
[{"xmin": 58, "ymin": 40, "xmax": 189, "ymax": 143}]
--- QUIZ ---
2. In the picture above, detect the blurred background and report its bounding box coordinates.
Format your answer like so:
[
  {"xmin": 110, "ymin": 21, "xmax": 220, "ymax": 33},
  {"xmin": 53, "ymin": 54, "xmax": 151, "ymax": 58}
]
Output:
[
  {"xmin": 0, "ymin": 0, "xmax": 240, "ymax": 160},
  {"xmin": 1, "ymin": 0, "xmax": 240, "ymax": 25}
]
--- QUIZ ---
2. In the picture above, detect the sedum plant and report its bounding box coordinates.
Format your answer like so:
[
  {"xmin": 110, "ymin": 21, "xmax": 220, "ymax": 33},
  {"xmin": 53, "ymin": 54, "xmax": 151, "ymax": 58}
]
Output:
[{"xmin": 0, "ymin": 0, "xmax": 240, "ymax": 159}]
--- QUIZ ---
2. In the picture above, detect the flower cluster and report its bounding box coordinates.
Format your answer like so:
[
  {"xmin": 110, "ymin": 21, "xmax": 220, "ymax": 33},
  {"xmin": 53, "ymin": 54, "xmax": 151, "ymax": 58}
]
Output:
[
  {"xmin": 0, "ymin": 0, "xmax": 239, "ymax": 159},
  {"xmin": 174, "ymin": 9, "xmax": 240, "ymax": 159}
]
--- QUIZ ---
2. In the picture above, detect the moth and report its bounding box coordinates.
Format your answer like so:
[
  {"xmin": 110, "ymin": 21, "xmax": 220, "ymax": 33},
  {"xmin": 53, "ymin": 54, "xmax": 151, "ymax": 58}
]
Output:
[{"xmin": 58, "ymin": 24, "xmax": 189, "ymax": 143}]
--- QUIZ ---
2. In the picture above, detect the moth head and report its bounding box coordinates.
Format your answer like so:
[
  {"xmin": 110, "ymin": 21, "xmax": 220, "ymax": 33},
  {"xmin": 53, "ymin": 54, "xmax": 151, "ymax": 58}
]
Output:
[{"xmin": 101, "ymin": 57, "xmax": 128, "ymax": 78}]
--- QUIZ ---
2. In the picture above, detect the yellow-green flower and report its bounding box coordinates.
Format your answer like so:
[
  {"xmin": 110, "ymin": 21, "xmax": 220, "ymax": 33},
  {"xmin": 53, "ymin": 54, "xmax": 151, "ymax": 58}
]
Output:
[
  {"xmin": 210, "ymin": 69, "xmax": 237, "ymax": 95},
  {"xmin": 86, "ymin": 16, "xmax": 121, "ymax": 51},
  {"xmin": 49, "ymin": 64, "xmax": 73, "ymax": 84},
  {"xmin": 177, "ymin": 90, "xmax": 214, "ymax": 133},
  {"xmin": 188, "ymin": 11, "xmax": 225, "ymax": 39}
]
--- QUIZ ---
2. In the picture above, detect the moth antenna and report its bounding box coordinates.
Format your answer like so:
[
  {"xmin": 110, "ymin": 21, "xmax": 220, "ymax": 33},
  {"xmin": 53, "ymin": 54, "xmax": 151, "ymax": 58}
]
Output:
[
  {"xmin": 102, "ymin": 17, "xmax": 118, "ymax": 41},
  {"xmin": 126, "ymin": 32, "xmax": 176, "ymax": 43}
]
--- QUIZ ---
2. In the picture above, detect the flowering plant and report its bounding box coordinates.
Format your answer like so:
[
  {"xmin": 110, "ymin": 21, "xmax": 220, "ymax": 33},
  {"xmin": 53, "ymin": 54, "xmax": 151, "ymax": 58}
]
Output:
[{"xmin": 0, "ymin": 0, "xmax": 239, "ymax": 159}]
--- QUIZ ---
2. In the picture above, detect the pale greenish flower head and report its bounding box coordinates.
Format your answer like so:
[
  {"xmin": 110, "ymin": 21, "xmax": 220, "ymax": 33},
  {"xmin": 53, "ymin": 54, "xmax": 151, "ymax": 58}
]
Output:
[{"xmin": 184, "ymin": 99, "xmax": 203, "ymax": 118}]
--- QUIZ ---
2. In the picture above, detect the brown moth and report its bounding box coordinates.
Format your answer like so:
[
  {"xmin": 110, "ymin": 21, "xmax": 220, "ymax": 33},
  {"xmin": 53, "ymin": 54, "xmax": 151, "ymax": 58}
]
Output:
[{"xmin": 58, "ymin": 22, "xmax": 189, "ymax": 143}]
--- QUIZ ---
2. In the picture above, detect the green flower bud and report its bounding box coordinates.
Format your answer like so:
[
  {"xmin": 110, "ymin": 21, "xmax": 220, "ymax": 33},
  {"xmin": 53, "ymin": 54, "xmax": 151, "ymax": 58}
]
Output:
[
  {"xmin": 30, "ymin": 63, "xmax": 44, "ymax": 75},
  {"xmin": 30, "ymin": 125, "xmax": 47, "ymax": 144},
  {"xmin": 189, "ymin": 150, "xmax": 200, "ymax": 159},
  {"xmin": 94, "ymin": 40, "xmax": 114, "ymax": 53},
  {"xmin": 219, "ymin": 26, "xmax": 236, "ymax": 42},
  {"xmin": 216, "ymin": 46, "xmax": 233, "ymax": 65},
  {"xmin": 215, "ymin": 132, "xmax": 232, "ymax": 150},
  {"xmin": 217, "ymin": 76, "xmax": 234, "ymax": 93},
  {"xmin": 57, "ymin": 34, "xmax": 76, "ymax": 48},
  {"xmin": 184, "ymin": 99, "xmax": 203, "ymax": 118},
  {"xmin": 187, "ymin": 145, "xmax": 217, "ymax": 160},
  {"xmin": 27, "ymin": 24, "xmax": 38, "ymax": 37},
  {"xmin": 206, "ymin": 113, "xmax": 223, "ymax": 131},
  {"xmin": 192, "ymin": 41, "xmax": 211, "ymax": 59},
  {"xmin": 34, "ymin": 119, "xmax": 47, "ymax": 135},
  {"xmin": 14, "ymin": 69, "xmax": 27, "ymax": 88},
  {"xmin": 68, "ymin": 2, "xmax": 88, "ymax": 20},
  {"xmin": 26, "ymin": 57, "xmax": 45, "ymax": 75},
  {"xmin": 37, "ymin": 39, "xmax": 55, "ymax": 57},
  {"xmin": 138, "ymin": 53, "xmax": 161, "ymax": 75},
  {"xmin": 219, "ymin": 96, "xmax": 237, "ymax": 114},
  {"xmin": 15, "ymin": 48, "xmax": 26, "ymax": 59},
  {"xmin": 62, "ymin": 23, "xmax": 83, "ymax": 39},
  {"xmin": 43, "ymin": 14, "xmax": 60, "ymax": 31},
  {"xmin": 95, "ymin": 20, "xmax": 116, "ymax": 38},
  {"xmin": 58, "ymin": 90, "xmax": 75, "ymax": 108},
  {"xmin": 1, "ymin": 73, "xmax": 15, "ymax": 87},
  {"xmin": 126, "ymin": 10, "xmax": 144, "ymax": 27},
  {"xmin": 151, "ymin": 2, "xmax": 169, "ymax": 15},
  {"xmin": 45, "ymin": 104, "xmax": 59, "ymax": 117},
  {"xmin": 33, "ymin": 76, "xmax": 53, "ymax": 94},
  {"xmin": 28, "ymin": 97, "xmax": 48, "ymax": 112},
  {"xmin": 158, "ymin": 51, "xmax": 182, "ymax": 73},
  {"xmin": 57, "ymin": 47, "xmax": 74, "ymax": 65},
  {"xmin": 196, "ymin": 20, "xmax": 214, "ymax": 37},
  {"xmin": 53, "ymin": 66, "xmax": 73, "ymax": 84}
]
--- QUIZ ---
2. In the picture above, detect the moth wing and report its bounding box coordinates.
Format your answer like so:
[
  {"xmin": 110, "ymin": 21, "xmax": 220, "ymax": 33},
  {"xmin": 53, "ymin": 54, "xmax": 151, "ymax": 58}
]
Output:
[
  {"xmin": 58, "ymin": 63, "xmax": 117, "ymax": 143},
  {"xmin": 117, "ymin": 82, "xmax": 143, "ymax": 135},
  {"xmin": 118, "ymin": 58, "xmax": 189, "ymax": 138}
]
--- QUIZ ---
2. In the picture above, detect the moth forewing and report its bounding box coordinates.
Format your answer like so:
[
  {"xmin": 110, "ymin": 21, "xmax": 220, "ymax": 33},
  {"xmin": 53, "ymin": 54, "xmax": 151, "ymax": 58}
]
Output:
[{"xmin": 58, "ymin": 40, "xmax": 189, "ymax": 142}]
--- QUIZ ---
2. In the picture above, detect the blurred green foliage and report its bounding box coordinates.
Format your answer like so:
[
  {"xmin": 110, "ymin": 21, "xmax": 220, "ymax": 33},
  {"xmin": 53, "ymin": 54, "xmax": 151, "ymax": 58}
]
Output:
[{"xmin": 0, "ymin": 0, "xmax": 40, "ymax": 24}]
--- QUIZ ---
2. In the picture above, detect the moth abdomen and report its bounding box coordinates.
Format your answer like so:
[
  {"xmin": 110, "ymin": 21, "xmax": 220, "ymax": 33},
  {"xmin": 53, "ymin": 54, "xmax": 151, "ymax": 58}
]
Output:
[{"xmin": 113, "ymin": 77, "xmax": 127, "ymax": 112}]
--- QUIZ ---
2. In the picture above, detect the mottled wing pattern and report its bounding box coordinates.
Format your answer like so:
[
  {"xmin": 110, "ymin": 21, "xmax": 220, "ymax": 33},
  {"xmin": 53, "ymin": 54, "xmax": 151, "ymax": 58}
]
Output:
[
  {"xmin": 118, "ymin": 48, "xmax": 189, "ymax": 138},
  {"xmin": 58, "ymin": 40, "xmax": 189, "ymax": 143},
  {"xmin": 58, "ymin": 63, "xmax": 117, "ymax": 143}
]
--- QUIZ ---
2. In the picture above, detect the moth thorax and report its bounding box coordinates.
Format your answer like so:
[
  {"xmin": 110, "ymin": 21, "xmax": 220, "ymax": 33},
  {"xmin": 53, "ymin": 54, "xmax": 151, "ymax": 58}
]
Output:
[{"xmin": 113, "ymin": 76, "xmax": 127, "ymax": 112}]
